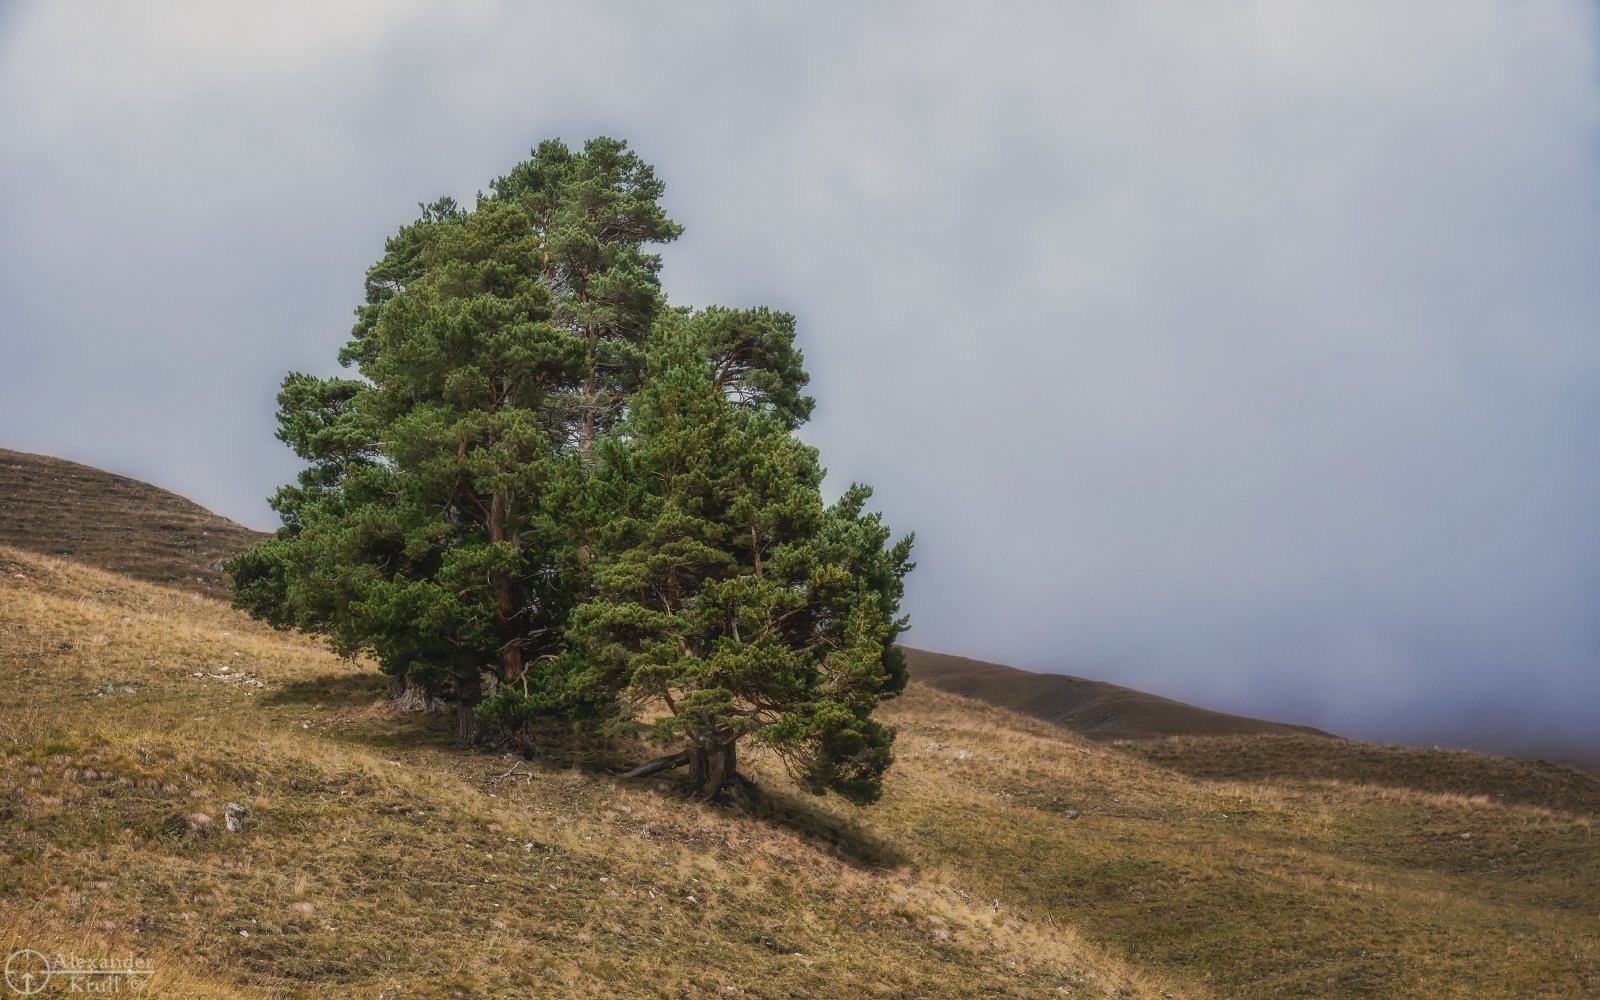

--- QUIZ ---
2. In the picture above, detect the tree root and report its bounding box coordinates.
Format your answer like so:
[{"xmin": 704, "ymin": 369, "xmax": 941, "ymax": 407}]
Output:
[
  {"xmin": 621, "ymin": 749, "xmax": 691, "ymax": 779},
  {"xmin": 622, "ymin": 746, "xmax": 757, "ymax": 803}
]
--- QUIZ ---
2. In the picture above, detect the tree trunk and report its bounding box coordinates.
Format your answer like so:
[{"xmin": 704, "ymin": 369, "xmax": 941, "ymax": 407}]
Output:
[
  {"xmin": 578, "ymin": 345, "xmax": 597, "ymax": 460},
  {"xmin": 621, "ymin": 749, "xmax": 690, "ymax": 779},
  {"xmin": 455, "ymin": 665, "xmax": 484, "ymax": 745},
  {"xmin": 488, "ymin": 488, "xmax": 524, "ymax": 681},
  {"xmin": 620, "ymin": 742, "xmax": 737, "ymax": 799},
  {"xmin": 688, "ymin": 741, "xmax": 737, "ymax": 801},
  {"xmin": 390, "ymin": 676, "xmax": 440, "ymax": 713}
]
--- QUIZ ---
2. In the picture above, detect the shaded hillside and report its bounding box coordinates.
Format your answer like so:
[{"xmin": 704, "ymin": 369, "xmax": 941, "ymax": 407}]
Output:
[
  {"xmin": 1120, "ymin": 733, "xmax": 1600, "ymax": 816},
  {"xmin": 905, "ymin": 647, "xmax": 1335, "ymax": 742},
  {"xmin": 0, "ymin": 448, "xmax": 265, "ymax": 596},
  {"xmin": 2, "ymin": 547, "xmax": 1596, "ymax": 998}
]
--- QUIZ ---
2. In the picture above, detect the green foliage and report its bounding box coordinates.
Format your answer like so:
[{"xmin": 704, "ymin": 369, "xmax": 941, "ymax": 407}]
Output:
[
  {"xmin": 232, "ymin": 137, "xmax": 912, "ymax": 800},
  {"xmin": 233, "ymin": 140, "xmax": 679, "ymax": 739},
  {"xmin": 683, "ymin": 305, "xmax": 815, "ymax": 429},
  {"xmin": 491, "ymin": 137, "xmax": 683, "ymax": 452},
  {"xmin": 566, "ymin": 324, "xmax": 913, "ymax": 801}
]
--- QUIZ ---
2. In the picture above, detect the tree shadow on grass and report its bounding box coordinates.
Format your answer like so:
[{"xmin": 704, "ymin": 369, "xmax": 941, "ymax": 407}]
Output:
[
  {"xmin": 724, "ymin": 778, "xmax": 907, "ymax": 870},
  {"xmin": 260, "ymin": 677, "xmax": 906, "ymax": 866},
  {"xmin": 502, "ymin": 729, "xmax": 906, "ymax": 868},
  {"xmin": 260, "ymin": 672, "xmax": 461, "ymax": 752},
  {"xmin": 488, "ymin": 727, "xmax": 908, "ymax": 869},
  {"xmin": 1123, "ymin": 734, "xmax": 1600, "ymax": 816},
  {"xmin": 262, "ymin": 672, "xmax": 386, "ymax": 710}
]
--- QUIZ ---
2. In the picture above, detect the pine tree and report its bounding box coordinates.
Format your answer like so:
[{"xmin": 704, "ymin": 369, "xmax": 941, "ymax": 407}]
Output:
[
  {"xmin": 565, "ymin": 320, "xmax": 913, "ymax": 801},
  {"xmin": 230, "ymin": 138, "xmax": 683, "ymax": 742},
  {"xmin": 491, "ymin": 138, "xmax": 682, "ymax": 457},
  {"xmin": 232, "ymin": 196, "xmax": 576, "ymax": 742},
  {"xmin": 231, "ymin": 138, "xmax": 914, "ymax": 800}
]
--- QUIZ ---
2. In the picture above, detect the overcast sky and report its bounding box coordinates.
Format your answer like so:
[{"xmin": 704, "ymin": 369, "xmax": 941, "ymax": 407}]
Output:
[{"xmin": 3, "ymin": 2, "xmax": 1598, "ymax": 758}]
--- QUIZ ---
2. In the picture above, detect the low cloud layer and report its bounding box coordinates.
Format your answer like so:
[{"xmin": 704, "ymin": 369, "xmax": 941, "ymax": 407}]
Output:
[{"xmin": 3, "ymin": 2, "xmax": 1597, "ymax": 756}]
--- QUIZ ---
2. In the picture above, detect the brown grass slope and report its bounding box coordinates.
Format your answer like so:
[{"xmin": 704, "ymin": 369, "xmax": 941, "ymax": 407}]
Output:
[
  {"xmin": 0, "ymin": 448, "xmax": 266, "ymax": 597},
  {"xmin": 906, "ymin": 648, "xmax": 1334, "ymax": 742},
  {"xmin": 2, "ymin": 548, "xmax": 1597, "ymax": 998}
]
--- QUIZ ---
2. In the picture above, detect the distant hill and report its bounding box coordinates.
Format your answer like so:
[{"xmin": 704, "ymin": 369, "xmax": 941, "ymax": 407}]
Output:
[
  {"xmin": 904, "ymin": 647, "xmax": 1335, "ymax": 742},
  {"xmin": 0, "ymin": 448, "xmax": 266, "ymax": 596}
]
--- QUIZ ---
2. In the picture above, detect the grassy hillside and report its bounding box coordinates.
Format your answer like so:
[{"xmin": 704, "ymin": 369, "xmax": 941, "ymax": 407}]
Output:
[
  {"xmin": 2, "ymin": 547, "xmax": 1596, "ymax": 998},
  {"xmin": 0, "ymin": 448, "xmax": 265, "ymax": 597},
  {"xmin": 905, "ymin": 648, "xmax": 1333, "ymax": 742}
]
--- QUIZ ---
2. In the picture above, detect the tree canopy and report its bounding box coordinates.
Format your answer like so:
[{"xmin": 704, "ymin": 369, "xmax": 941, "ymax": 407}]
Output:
[{"xmin": 231, "ymin": 137, "xmax": 912, "ymax": 801}]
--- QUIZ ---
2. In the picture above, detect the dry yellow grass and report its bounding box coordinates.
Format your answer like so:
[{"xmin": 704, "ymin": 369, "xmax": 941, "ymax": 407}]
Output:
[{"xmin": 1, "ymin": 545, "xmax": 1596, "ymax": 998}]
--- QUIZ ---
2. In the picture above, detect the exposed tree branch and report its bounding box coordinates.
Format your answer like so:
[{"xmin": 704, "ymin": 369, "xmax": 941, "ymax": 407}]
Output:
[{"xmin": 621, "ymin": 749, "xmax": 691, "ymax": 779}]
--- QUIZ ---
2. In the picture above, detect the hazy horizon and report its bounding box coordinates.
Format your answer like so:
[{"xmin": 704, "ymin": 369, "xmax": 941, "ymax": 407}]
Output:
[{"xmin": 3, "ymin": 2, "xmax": 1598, "ymax": 758}]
